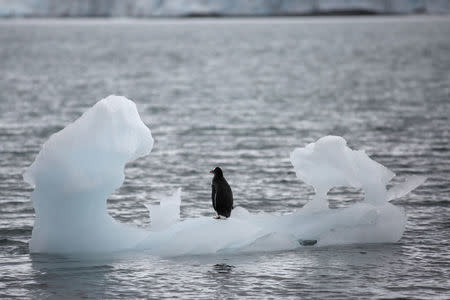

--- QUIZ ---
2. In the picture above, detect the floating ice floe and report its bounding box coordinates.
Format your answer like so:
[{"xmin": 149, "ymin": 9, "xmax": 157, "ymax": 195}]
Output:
[{"xmin": 24, "ymin": 95, "xmax": 425, "ymax": 255}]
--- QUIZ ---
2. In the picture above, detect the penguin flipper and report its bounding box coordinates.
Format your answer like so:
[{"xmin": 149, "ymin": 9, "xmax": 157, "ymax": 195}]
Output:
[{"xmin": 211, "ymin": 184, "xmax": 217, "ymax": 211}]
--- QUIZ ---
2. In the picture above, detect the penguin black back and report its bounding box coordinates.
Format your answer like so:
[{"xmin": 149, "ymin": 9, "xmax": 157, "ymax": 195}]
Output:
[{"xmin": 210, "ymin": 167, "xmax": 233, "ymax": 218}]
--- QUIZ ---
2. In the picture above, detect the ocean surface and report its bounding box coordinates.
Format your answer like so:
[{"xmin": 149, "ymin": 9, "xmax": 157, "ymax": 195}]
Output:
[{"xmin": 0, "ymin": 16, "xmax": 449, "ymax": 299}]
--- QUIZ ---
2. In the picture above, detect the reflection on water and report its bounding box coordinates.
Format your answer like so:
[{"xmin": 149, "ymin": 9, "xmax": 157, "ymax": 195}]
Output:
[
  {"xmin": 212, "ymin": 263, "xmax": 235, "ymax": 274},
  {"xmin": 30, "ymin": 254, "xmax": 114, "ymax": 299},
  {"xmin": 208, "ymin": 264, "xmax": 236, "ymax": 298},
  {"xmin": 0, "ymin": 242, "xmax": 439, "ymax": 298}
]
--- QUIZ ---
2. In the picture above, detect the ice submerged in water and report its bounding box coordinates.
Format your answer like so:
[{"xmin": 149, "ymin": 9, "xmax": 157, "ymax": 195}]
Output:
[{"xmin": 24, "ymin": 96, "xmax": 425, "ymax": 255}]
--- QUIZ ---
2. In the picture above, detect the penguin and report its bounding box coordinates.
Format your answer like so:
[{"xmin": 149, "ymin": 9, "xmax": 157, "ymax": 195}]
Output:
[{"xmin": 210, "ymin": 167, "xmax": 233, "ymax": 219}]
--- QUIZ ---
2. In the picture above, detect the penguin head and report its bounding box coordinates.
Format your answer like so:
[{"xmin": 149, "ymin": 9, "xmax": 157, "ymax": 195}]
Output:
[{"xmin": 209, "ymin": 167, "xmax": 223, "ymax": 178}]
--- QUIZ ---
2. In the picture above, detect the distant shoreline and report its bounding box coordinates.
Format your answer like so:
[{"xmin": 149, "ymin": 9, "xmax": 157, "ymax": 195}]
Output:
[
  {"xmin": 1, "ymin": 0, "xmax": 449, "ymax": 19},
  {"xmin": 1, "ymin": 15, "xmax": 449, "ymax": 26},
  {"xmin": 1, "ymin": 12, "xmax": 450, "ymax": 19}
]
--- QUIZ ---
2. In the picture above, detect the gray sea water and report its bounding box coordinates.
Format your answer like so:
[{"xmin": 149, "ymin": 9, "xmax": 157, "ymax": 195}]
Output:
[{"xmin": 0, "ymin": 16, "xmax": 449, "ymax": 299}]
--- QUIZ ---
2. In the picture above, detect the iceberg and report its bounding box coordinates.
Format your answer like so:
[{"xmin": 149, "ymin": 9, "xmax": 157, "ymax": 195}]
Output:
[
  {"xmin": 24, "ymin": 95, "xmax": 153, "ymax": 253},
  {"xmin": 24, "ymin": 96, "xmax": 425, "ymax": 256}
]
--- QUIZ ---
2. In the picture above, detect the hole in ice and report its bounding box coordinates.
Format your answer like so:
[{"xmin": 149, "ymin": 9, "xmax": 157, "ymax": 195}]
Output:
[{"xmin": 327, "ymin": 187, "xmax": 365, "ymax": 209}]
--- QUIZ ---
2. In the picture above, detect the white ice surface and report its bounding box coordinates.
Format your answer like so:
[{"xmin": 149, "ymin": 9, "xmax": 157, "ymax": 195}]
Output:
[
  {"xmin": 387, "ymin": 175, "xmax": 427, "ymax": 201},
  {"xmin": 146, "ymin": 188, "xmax": 182, "ymax": 231}
]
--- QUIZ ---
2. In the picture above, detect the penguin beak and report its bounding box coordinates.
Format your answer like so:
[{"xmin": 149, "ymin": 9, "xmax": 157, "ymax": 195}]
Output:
[{"xmin": 209, "ymin": 170, "xmax": 213, "ymax": 174}]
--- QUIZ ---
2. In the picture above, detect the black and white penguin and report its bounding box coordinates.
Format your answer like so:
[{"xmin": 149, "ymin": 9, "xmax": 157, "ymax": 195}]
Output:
[{"xmin": 210, "ymin": 167, "xmax": 233, "ymax": 219}]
